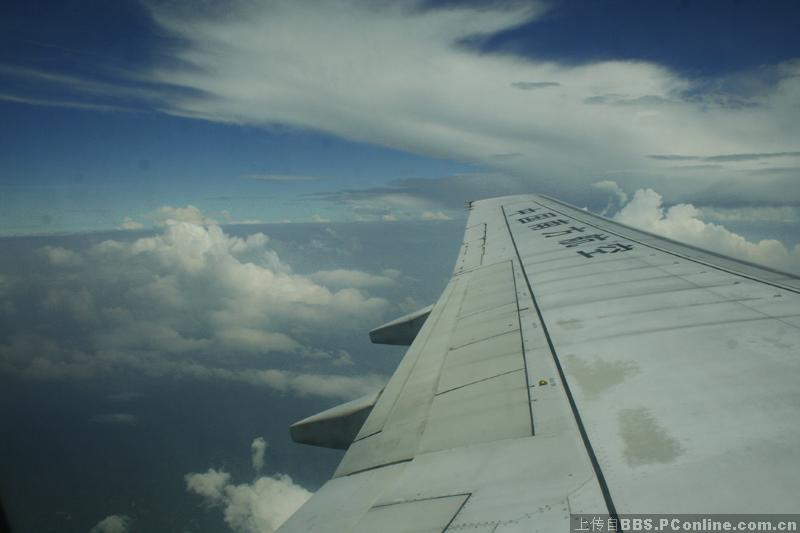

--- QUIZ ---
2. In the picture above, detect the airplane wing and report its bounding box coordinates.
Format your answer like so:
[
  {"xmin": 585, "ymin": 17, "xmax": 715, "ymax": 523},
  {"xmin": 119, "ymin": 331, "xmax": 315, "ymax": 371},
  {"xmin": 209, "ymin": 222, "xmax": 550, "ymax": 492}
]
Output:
[{"xmin": 279, "ymin": 194, "xmax": 800, "ymax": 532}]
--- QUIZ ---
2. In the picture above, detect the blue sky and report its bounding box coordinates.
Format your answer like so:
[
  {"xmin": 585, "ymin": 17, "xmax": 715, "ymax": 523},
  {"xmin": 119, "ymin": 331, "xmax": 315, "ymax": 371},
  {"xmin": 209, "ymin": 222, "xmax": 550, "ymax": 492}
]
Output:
[{"xmin": 1, "ymin": 2, "xmax": 800, "ymax": 532}]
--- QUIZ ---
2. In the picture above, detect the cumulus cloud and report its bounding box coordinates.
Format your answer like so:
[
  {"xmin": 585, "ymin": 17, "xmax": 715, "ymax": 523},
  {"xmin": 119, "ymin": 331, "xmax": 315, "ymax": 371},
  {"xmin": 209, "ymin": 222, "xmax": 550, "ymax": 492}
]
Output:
[
  {"xmin": 186, "ymin": 468, "xmax": 231, "ymax": 502},
  {"xmin": 0, "ymin": 210, "xmax": 389, "ymax": 400},
  {"xmin": 186, "ymin": 442, "xmax": 312, "ymax": 533},
  {"xmin": 89, "ymin": 514, "xmax": 132, "ymax": 533},
  {"xmin": 613, "ymin": 188, "xmax": 800, "ymax": 273},
  {"xmin": 251, "ymin": 437, "xmax": 267, "ymax": 473},
  {"xmin": 187, "ymin": 471, "xmax": 311, "ymax": 533}
]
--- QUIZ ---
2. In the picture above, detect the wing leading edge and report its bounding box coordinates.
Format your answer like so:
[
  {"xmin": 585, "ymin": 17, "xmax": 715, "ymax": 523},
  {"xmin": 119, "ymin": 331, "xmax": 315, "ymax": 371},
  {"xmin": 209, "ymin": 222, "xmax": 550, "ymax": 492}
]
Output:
[{"xmin": 278, "ymin": 194, "xmax": 800, "ymax": 532}]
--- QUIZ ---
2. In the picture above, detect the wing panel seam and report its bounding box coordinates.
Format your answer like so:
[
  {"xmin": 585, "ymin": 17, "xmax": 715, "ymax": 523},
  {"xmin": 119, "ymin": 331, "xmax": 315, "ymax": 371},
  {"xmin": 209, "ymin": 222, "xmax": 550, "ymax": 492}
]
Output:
[
  {"xmin": 435, "ymin": 368, "xmax": 525, "ymax": 396},
  {"xmin": 501, "ymin": 203, "xmax": 618, "ymax": 519},
  {"xmin": 511, "ymin": 259, "xmax": 536, "ymax": 437}
]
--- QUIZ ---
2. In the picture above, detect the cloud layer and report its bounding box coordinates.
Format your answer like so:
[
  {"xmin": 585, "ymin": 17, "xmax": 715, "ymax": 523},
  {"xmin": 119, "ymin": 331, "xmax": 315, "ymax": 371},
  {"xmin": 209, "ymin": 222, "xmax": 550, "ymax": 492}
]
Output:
[{"xmin": 0, "ymin": 208, "xmax": 391, "ymax": 399}]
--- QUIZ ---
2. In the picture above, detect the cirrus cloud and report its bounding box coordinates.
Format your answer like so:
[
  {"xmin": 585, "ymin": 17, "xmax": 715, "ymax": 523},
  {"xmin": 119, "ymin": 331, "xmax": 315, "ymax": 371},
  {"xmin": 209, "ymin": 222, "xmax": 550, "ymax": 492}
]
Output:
[{"xmin": 140, "ymin": 0, "xmax": 800, "ymax": 208}]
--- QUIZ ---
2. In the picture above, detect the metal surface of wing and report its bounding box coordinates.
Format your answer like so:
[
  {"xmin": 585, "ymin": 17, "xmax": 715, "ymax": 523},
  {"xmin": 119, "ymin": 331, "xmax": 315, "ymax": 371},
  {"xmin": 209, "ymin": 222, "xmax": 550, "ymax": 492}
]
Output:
[{"xmin": 278, "ymin": 194, "xmax": 800, "ymax": 532}]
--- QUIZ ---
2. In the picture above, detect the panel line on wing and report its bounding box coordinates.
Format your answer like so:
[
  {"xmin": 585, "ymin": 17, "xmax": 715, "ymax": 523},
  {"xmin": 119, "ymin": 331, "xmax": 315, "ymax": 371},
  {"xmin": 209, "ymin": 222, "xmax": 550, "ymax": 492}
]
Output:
[
  {"xmin": 435, "ymin": 368, "xmax": 523, "ymax": 396},
  {"xmin": 448, "ymin": 328, "xmax": 521, "ymax": 351},
  {"xmin": 511, "ymin": 258, "xmax": 536, "ymax": 436},
  {"xmin": 342, "ymin": 458, "xmax": 414, "ymax": 477},
  {"xmin": 500, "ymin": 203, "xmax": 619, "ymax": 519}
]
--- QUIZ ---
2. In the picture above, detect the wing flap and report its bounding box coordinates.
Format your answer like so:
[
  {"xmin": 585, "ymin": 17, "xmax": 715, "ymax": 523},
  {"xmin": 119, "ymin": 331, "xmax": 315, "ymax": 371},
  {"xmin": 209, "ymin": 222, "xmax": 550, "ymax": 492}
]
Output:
[
  {"xmin": 418, "ymin": 369, "xmax": 531, "ymax": 454},
  {"xmin": 351, "ymin": 494, "xmax": 468, "ymax": 533}
]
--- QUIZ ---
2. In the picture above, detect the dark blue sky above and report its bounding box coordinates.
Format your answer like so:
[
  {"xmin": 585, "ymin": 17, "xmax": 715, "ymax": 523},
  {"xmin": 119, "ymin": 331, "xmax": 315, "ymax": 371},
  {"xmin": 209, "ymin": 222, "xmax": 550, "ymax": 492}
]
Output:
[
  {"xmin": 478, "ymin": 0, "xmax": 800, "ymax": 75},
  {"xmin": 0, "ymin": 0, "xmax": 163, "ymax": 78},
  {"xmin": 5, "ymin": 1, "xmax": 799, "ymax": 82}
]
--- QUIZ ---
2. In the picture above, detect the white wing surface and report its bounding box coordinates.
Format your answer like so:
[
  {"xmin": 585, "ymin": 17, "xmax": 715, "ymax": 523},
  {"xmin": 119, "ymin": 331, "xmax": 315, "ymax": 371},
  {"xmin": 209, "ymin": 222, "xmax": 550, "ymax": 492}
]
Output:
[{"xmin": 278, "ymin": 194, "xmax": 800, "ymax": 532}]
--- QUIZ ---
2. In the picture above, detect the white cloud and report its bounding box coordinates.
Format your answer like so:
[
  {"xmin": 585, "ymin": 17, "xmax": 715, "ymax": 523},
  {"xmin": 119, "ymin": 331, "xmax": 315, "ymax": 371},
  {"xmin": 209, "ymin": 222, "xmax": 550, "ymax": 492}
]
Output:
[
  {"xmin": 251, "ymin": 437, "xmax": 267, "ymax": 473},
  {"xmin": 311, "ymin": 214, "xmax": 330, "ymax": 223},
  {"xmin": 89, "ymin": 514, "xmax": 132, "ymax": 533},
  {"xmin": 186, "ymin": 468, "xmax": 232, "ymax": 502},
  {"xmin": 186, "ymin": 451, "xmax": 311, "ymax": 533},
  {"xmin": 220, "ymin": 475, "xmax": 310, "ymax": 533},
  {"xmin": 118, "ymin": 217, "xmax": 144, "ymax": 230},
  {"xmin": 614, "ymin": 188, "xmax": 800, "ymax": 273},
  {"xmin": 136, "ymin": 0, "xmax": 800, "ymax": 207},
  {"xmin": 215, "ymin": 328, "xmax": 305, "ymax": 356}
]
